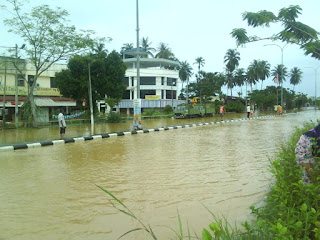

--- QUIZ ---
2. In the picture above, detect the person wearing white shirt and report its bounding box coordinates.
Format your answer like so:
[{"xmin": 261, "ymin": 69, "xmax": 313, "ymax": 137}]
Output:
[
  {"xmin": 246, "ymin": 105, "xmax": 251, "ymax": 119},
  {"xmin": 58, "ymin": 109, "xmax": 67, "ymax": 139}
]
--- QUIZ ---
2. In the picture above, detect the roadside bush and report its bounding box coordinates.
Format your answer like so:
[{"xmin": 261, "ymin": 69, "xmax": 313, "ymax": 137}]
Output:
[
  {"xmin": 226, "ymin": 101, "xmax": 244, "ymax": 113},
  {"xmin": 142, "ymin": 108, "xmax": 155, "ymax": 116},
  {"xmin": 246, "ymin": 121, "xmax": 320, "ymax": 239},
  {"xmin": 163, "ymin": 105, "xmax": 173, "ymax": 114},
  {"xmin": 107, "ymin": 112, "xmax": 121, "ymax": 123}
]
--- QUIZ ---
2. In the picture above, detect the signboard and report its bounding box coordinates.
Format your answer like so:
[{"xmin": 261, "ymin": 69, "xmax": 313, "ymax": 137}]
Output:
[
  {"xmin": 133, "ymin": 99, "xmax": 142, "ymax": 130},
  {"xmin": 145, "ymin": 95, "xmax": 160, "ymax": 100},
  {"xmin": 0, "ymin": 86, "xmax": 61, "ymax": 96}
]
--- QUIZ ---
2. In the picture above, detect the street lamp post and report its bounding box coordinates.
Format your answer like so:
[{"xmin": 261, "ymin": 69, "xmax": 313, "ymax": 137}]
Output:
[
  {"xmin": 264, "ymin": 43, "xmax": 288, "ymax": 109},
  {"xmin": 305, "ymin": 66, "xmax": 320, "ymax": 110}
]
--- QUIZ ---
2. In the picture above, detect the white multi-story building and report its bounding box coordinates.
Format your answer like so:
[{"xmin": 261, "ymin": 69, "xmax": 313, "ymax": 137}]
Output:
[
  {"xmin": 98, "ymin": 48, "xmax": 184, "ymax": 115},
  {"xmin": 1, "ymin": 50, "xmax": 184, "ymax": 121}
]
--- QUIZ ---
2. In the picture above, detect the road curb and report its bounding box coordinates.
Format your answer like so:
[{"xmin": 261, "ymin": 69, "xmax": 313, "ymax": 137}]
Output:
[{"xmin": 0, "ymin": 115, "xmax": 278, "ymax": 152}]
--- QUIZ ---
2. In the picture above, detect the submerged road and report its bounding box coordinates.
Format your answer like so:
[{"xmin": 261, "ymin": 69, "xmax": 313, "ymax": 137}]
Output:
[{"xmin": 1, "ymin": 110, "xmax": 319, "ymax": 239}]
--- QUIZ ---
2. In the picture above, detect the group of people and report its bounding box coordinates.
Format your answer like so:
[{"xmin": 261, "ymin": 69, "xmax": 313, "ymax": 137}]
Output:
[{"xmin": 219, "ymin": 104, "xmax": 255, "ymax": 120}]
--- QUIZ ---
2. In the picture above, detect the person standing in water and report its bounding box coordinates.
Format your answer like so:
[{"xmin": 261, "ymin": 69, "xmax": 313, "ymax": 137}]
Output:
[{"xmin": 58, "ymin": 108, "xmax": 67, "ymax": 139}]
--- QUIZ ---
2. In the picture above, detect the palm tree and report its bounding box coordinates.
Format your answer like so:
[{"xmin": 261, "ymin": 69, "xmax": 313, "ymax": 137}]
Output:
[
  {"xmin": 246, "ymin": 66, "xmax": 257, "ymax": 92},
  {"xmin": 289, "ymin": 67, "xmax": 303, "ymax": 91},
  {"xmin": 141, "ymin": 37, "xmax": 155, "ymax": 55},
  {"xmin": 194, "ymin": 57, "xmax": 205, "ymax": 72},
  {"xmin": 234, "ymin": 68, "xmax": 246, "ymax": 97},
  {"xmin": 224, "ymin": 49, "xmax": 240, "ymax": 97},
  {"xmin": 224, "ymin": 49, "xmax": 240, "ymax": 73},
  {"xmin": 247, "ymin": 60, "xmax": 261, "ymax": 91},
  {"xmin": 258, "ymin": 60, "xmax": 271, "ymax": 89},
  {"xmin": 155, "ymin": 42, "xmax": 174, "ymax": 59},
  {"xmin": 121, "ymin": 43, "xmax": 134, "ymax": 53},
  {"xmin": 271, "ymin": 64, "xmax": 288, "ymax": 85},
  {"xmin": 178, "ymin": 61, "xmax": 193, "ymax": 91},
  {"xmin": 92, "ymin": 42, "xmax": 108, "ymax": 58}
]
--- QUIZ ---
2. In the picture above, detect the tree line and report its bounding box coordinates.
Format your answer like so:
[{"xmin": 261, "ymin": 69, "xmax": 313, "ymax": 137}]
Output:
[{"xmin": 1, "ymin": 1, "xmax": 318, "ymax": 127}]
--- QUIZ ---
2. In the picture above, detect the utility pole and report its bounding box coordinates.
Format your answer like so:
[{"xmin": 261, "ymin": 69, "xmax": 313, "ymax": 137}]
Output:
[
  {"xmin": 88, "ymin": 62, "xmax": 94, "ymax": 128},
  {"xmin": 15, "ymin": 44, "xmax": 19, "ymax": 128},
  {"xmin": 2, "ymin": 60, "xmax": 7, "ymax": 130},
  {"xmin": 133, "ymin": 0, "xmax": 142, "ymax": 130}
]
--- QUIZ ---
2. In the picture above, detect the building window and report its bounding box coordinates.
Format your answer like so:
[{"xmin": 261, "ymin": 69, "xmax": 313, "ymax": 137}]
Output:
[
  {"xmin": 122, "ymin": 90, "xmax": 130, "ymax": 99},
  {"xmin": 161, "ymin": 90, "xmax": 164, "ymax": 99},
  {"xmin": 50, "ymin": 77, "xmax": 57, "ymax": 88},
  {"xmin": 18, "ymin": 75, "xmax": 25, "ymax": 87},
  {"xmin": 140, "ymin": 77, "xmax": 156, "ymax": 85},
  {"xmin": 141, "ymin": 90, "xmax": 156, "ymax": 99},
  {"xmin": 166, "ymin": 90, "xmax": 176, "ymax": 99},
  {"xmin": 28, "ymin": 75, "xmax": 35, "ymax": 86},
  {"xmin": 161, "ymin": 77, "xmax": 165, "ymax": 85},
  {"xmin": 167, "ymin": 78, "xmax": 177, "ymax": 86},
  {"xmin": 131, "ymin": 77, "xmax": 134, "ymax": 87},
  {"xmin": 131, "ymin": 90, "xmax": 134, "ymax": 100},
  {"xmin": 124, "ymin": 77, "xmax": 129, "ymax": 86}
]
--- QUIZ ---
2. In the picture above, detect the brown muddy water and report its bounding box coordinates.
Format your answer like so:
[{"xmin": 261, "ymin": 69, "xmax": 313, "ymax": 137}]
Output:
[{"xmin": 1, "ymin": 110, "xmax": 319, "ymax": 239}]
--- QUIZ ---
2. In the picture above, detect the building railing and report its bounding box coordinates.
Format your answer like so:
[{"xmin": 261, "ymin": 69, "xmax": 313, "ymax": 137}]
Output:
[{"xmin": 117, "ymin": 99, "xmax": 185, "ymax": 108}]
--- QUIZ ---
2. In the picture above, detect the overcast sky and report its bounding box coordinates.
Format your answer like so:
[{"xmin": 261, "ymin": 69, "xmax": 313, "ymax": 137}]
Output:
[{"xmin": 1, "ymin": 0, "xmax": 319, "ymax": 97}]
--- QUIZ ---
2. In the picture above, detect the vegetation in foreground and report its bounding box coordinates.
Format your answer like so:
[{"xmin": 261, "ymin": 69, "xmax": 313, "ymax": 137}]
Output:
[{"xmin": 98, "ymin": 121, "xmax": 320, "ymax": 239}]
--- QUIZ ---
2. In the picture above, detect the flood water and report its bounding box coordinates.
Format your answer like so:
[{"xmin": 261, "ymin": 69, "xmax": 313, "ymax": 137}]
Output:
[{"xmin": 1, "ymin": 110, "xmax": 319, "ymax": 239}]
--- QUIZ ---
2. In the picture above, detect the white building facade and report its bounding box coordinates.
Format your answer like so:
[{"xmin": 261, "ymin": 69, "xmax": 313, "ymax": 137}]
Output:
[{"xmin": 98, "ymin": 49, "xmax": 184, "ymax": 115}]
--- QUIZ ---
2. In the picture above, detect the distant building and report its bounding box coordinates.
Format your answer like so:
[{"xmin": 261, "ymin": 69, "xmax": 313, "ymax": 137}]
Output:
[
  {"xmin": 0, "ymin": 57, "xmax": 75, "ymax": 123},
  {"xmin": 98, "ymin": 48, "xmax": 185, "ymax": 115}
]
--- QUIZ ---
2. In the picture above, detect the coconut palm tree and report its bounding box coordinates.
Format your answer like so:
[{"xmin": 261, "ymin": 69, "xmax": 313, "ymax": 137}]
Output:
[
  {"xmin": 224, "ymin": 49, "xmax": 240, "ymax": 73},
  {"xmin": 121, "ymin": 43, "xmax": 134, "ymax": 52},
  {"xmin": 271, "ymin": 64, "xmax": 288, "ymax": 85},
  {"xmin": 155, "ymin": 42, "xmax": 174, "ymax": 59},
  {"xmin": 234, "ymin": 68, "xmax": 246, "ymax": 97},
  {"xmin": 178, "ymin": 61, "xmax": 193, "ymax": 91},
  {"xmin": 224, "ymin": 49, "xmax": 240, "ymax": 97},
  {"xmin": 258, "ymin": 60, "xmax": 271, "ymax": 89},
  {"xmin": 289, "ymin": 67, "xmax": 303, "ymax": 91},
  {"xmin": 194, "ymin": 57, "xmax": 205, "ymax": 72},
  {"xmin": 247, "ymin": 60, "xmax": 261, "ymax": 91},
  {"xmin": 141, "ymin": 37, "xmax": 156, "ymax": 56},
  {"xmin": 93, "ymin": 43, "xmax": 108, "ymax": 58},
  {"xmin": 246, "ymin": 65, "xmax": 257, "ymax": 92}
]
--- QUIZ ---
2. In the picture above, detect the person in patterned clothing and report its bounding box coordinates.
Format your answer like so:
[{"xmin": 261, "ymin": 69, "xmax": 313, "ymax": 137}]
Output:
[{"xmin": 295, "ymin": 124, "xmax": 320, "ymax": 184}]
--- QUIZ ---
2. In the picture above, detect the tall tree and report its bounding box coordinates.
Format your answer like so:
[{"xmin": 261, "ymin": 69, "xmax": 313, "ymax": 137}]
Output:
[
  {"xmin": 224, "ymin": 49, "xmax": 240, "ymax": 73},
  {"xmin": 289, "ymin": 67, "xmax": 303, "ymax": 91},
  {"xmin": 194, "ymin": 57, "xmax": 205, "ymax": 72},
  {"xmin": 272, "ymin": 64, "xmax": 288, "ymax": 85},
  {"xmin": 224, "ymin": 49, "xmax": 240, "ymax": 97},
  {"xmin": 258, "ymin": 60, "xmax": 271, "ymax": 89},
  {"xmin": 246, "ymin": 64, "xmax": 258, "ymax": 92},
  {"xmin": 178, "ymin": 61, "xmax": 193, "ymax": 92},
  {"xmin": 140, "ymin": 37, "xmax": 155, "ymax": 55},
  {"xmin": 121, "ymin": 43, "xmax": 134, "ymax": 52},
  {"xmin": 234, "ymin": 68, "xmax": 246, "ymax": 97},
  {"xmin": 55, "ymin": 50, "xmax": 127, "ymax": 111},
  {"xmin": 2, "ymin": 0, "xmax": 97, "ymax": 127},
  {"xmin": 231, "ymin": 5, "xmax": 320, "ymax": 60},
  {"xmin": 155, "ymin": 42, "xmax": 174, "ymax": 59}
]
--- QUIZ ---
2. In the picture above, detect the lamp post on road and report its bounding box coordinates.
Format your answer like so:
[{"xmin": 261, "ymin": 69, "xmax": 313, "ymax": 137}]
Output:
[
  {"xmin": 304, "ymin": 66, "xmax": 320, "ymax": 110},
  {"xmin": 264, "ymin": 43, "xmax": 288, "ymax": 109}
]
